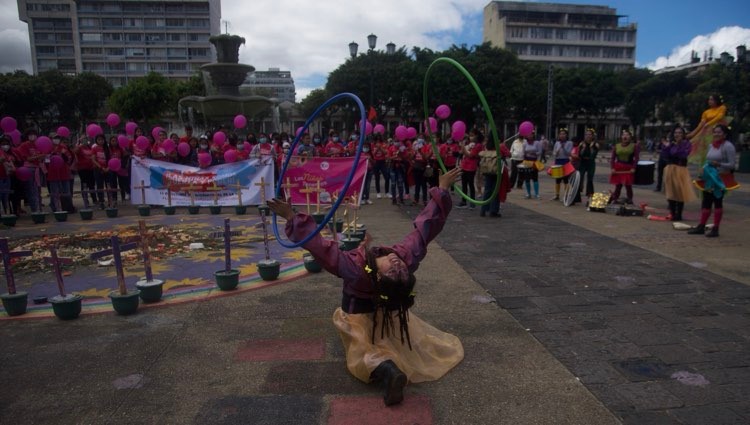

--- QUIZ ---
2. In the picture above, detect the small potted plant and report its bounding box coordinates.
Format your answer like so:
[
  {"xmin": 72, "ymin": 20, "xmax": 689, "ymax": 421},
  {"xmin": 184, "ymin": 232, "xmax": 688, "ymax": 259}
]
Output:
[
  {"xmin": 134, "ymin": 221, "xmax": 164, "ymax": 302},
  {"xmin": 106, "ymin": 206, "xmax": 119, "ymax": 218},
  {"xmin": 53, "ymin": 210, "xmax": 68, "ymax": 222},
  {"xmin": 137, "ymin": 205, "xmax": 150, "ymax": 217},
  {"xmin": 1, "ymin": 214, "xmax": 18, "ymax": 227},
  {"xmin": 213, "ymin": 219, "xmax": 241, "ymax": 290},
  {"xmin": 46, "ymin": 246, "xmax": 83, "ymax": 320},
  {"xmin": 0, "ymin": 239, "xmax": 32, "ymax": 316},
  {"xmin": 256, "ymin": 205, "xmax": 280, "ymax": 281},
  {"xmin": 91, "ymin": 236, "xmax": 140, "ymax": 315},
  {"xmin": 164, "ymin": 187, "xmax": 176, "ymax": 215},
  {"xmin": 209, "ymin": 205, "xmax": 222, "ymax": 215},
  {"xmin": 31, "ymin": 211, "xmax": 47, "ymax": 224},
  {"xmin": 79, "ymin": 208, "xmax": 94, "ymax": 220},
  {"xmin": 303, "ymin": 252, "xmax": 322, "ymax": 273}
]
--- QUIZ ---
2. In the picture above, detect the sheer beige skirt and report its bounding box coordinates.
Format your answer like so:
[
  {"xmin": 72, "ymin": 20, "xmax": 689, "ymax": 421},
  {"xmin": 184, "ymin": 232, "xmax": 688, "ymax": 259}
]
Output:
[
  {"xmin": 664, "ymin": 165, "xmax": 696, "ymax": 203},
  {"xmin": 332, "ymin": 307, "xmax": 464, "ymax": 383}
]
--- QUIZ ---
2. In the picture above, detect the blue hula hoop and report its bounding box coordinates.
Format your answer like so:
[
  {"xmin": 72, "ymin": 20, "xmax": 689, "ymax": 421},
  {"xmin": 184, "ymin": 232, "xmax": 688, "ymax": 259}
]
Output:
[{"xmin": 272, "ymin": 92, "xmax": 366, "ymax": 248}]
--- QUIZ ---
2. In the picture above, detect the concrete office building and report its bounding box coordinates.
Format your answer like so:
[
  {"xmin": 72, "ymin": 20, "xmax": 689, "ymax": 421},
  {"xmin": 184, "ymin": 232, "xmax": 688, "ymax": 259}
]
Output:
[
  {"xmin": 18, "ymin": 0, "xmax": 220, "ymax": 87},
  {"xmin": 483, "ymin": 1, "xmax": 637, "ymax": 71},
  {"xmin": 240, "ymin": 68, "xmax": 296, "ymax": 103}
]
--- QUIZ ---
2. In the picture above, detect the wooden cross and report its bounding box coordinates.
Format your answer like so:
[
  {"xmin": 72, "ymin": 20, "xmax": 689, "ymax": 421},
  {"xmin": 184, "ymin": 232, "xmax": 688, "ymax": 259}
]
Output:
[
  {"xmin": 0, "ymin": 238, "xmax": 33, "ymax": 295},
  {"xmin": 314, "ymin": 180, "xmax": 325, "ymax": 213},
  {"xmin": 90, "ymin": 236, "xmax": 140, "ymax": 296},
  {"xmin": 132, "ymin": 180, "xmax": 151, "ymax": 206},
  {"xmin": 280, "ymin": 177, "xmax": 298, "ymax": 202},
  {"xmin": 330, "ymin": 191, "xmax": 341, "ymax": 243},
  {"xmin": 137, "ymin": 220, "xmax": 155, "ymax": 283},
  {"xmin": 349, "ymin": 191, "xmax": 360, "ymax": 236},
  {"xmin": 208, "ymin": 218, "xmax": 242, "ymax": 273},
  {"xmin": 165, "ymin": 185, "xmax": 175, "ymax": 207},
  {"xmin": 298, "ymin": 184, "xmax": 317, "ymax": 215},
  {"xmin": 45, "ymin": 246, "xmax": 73, "ymax": 297},
  {"xmin": 229, "ymin": 181, "xmax": 245, "ymax": 206},
  {"xmin": 181, "ymin": 184, "xmax": 204, "ymax": 206},
  {"xmin": 254, "ymin": 177, "xmax": 271, "ymax": 206},
  {"xmin": 205, "ymin": 184, "xmax": 223, "ymax": 206}
]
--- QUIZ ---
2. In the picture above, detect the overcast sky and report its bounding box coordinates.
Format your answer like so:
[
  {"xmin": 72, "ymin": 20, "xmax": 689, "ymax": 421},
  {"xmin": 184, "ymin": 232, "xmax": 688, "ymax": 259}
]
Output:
[{"xmin": 1, "ymin": 0, "xmax": 749, "ymax": 102}]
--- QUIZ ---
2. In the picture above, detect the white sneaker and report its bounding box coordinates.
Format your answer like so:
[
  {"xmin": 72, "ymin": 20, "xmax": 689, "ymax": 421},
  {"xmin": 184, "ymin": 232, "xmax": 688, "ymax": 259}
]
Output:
[
  {"xmin": 387, "ymin": 193, "xmax": 392, "ymax": 198},
  {"xmin": 365, "ymin": 200, "xmax": 373, "ymax": 205},
  {"xmin": 376, "ymin": 193, "xmax": 382, "ymax": 199}
]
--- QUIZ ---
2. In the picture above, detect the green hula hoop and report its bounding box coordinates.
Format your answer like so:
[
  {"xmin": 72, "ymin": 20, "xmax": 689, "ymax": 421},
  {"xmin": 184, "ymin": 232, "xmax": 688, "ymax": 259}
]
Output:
[{"xmin": 423, "ymin": 57, "xmax": 504, "ymax": 206}]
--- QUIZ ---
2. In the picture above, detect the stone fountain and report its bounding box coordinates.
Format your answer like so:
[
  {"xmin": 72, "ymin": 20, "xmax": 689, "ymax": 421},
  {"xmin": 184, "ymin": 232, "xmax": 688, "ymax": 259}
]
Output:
[{"xmin": 178, "ymin": 34, "xmax": 277, "ymax": 126}]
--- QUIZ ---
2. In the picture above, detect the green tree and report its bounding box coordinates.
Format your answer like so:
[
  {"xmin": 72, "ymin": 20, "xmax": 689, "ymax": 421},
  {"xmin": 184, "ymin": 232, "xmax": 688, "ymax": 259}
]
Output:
[
  {"xmin": 107, "ymin": 72, "xmax": 176, "ymax": 122},
  {"xmin": 74, "ymin": 72, "xmax": 113, "ymax": 126}
]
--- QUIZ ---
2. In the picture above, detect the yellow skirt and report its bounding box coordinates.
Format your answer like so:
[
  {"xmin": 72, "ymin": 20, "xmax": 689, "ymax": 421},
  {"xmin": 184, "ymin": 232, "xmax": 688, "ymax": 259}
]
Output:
[
  {"xmin": 332, "ymin": 307, "xmax": 464, "ymax": 384},
  {"xmin": 664, "ymin": 165, "xmax": 696, "ymax": 203}
]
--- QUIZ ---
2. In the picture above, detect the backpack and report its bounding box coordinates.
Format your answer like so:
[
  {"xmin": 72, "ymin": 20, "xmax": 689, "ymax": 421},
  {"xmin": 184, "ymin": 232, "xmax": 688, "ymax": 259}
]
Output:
[{"xmin": 479, "ymin": 150, "xmax": 499, "ymax": 175}]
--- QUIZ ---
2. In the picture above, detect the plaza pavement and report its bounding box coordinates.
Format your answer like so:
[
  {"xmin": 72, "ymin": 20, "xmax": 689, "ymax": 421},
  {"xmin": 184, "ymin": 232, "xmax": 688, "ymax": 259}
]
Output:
[{"xmin": 0, "ymin": 160, "xmax": 747, "ymax": 424}]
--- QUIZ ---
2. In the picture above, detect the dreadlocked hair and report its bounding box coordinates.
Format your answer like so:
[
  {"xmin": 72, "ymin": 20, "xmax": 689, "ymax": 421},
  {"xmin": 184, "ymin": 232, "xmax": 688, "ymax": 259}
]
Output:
[{"xmin": 365, "ymin": 250, "xmax": 417, "ymax": 350}]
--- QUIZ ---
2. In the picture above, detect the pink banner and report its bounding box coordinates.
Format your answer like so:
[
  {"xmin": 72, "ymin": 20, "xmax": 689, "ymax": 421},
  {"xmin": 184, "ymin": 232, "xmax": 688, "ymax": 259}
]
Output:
[{"xmin": 282, "ymin": 156, "xmax": 367, "ymax": 208}]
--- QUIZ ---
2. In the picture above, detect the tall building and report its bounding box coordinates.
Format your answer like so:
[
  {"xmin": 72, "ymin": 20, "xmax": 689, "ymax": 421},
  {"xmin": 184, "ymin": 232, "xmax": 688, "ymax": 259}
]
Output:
[
  {"xmin": 18, "ymin": 0, "xmax": 220, "ymax": 87},
  {"xmin": 240, "ymin": 68, "xmax": 296, "ymax": 103},
  {"xmin": 483, "ymin": 1, "xmax": 636, "ymax": 71}
]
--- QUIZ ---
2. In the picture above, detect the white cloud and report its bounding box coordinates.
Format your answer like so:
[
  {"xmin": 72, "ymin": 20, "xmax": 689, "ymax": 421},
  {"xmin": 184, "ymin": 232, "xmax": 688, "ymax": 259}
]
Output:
[
  {"xmin": 0, "ymin": 28, "xmax": 32, "ymax": 74},
  {"xmin": 646, "ymin": 26, "xmax": 750, "ymax": 70}
]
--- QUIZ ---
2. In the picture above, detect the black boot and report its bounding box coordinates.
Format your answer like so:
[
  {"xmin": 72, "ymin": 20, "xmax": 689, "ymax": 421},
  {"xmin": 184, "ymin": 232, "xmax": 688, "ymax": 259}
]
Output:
[
  {"xmin": 687, "ymin": 224, "xmax": 705, "ymax": 235},
  {"xmin": 675, "ymin": 202, "xmax": 684, "ymax": 221},
  {"xmin": 668, "ymin": 200, "xmax": 676, "ymax": 221},
  {"xmin": 706, "ymin": 227, "xmax": 719, "ymax": 238},
  {"xmin": 370, "ymin": 360, "xmax": 406, "ymax": 406}
]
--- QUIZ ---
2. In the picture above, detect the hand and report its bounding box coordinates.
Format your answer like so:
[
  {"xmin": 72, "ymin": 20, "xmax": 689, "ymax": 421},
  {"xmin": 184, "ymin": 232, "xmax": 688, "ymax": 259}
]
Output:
[
  {"xmin": 438, "ymin": 167, "xmax": 462, "ymax": 191},
  {"xmin": 267, "ymin": 198, "xmax": 295, "ymax": 221}
]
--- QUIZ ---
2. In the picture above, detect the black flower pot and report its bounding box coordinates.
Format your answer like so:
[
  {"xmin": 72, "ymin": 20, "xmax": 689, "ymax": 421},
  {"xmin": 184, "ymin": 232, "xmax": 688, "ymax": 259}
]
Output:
[
  {"xmin": 136, "ymin": 279, "xmax": 164, "ymax": 303},
  {"xmin": 257, "ymin": 260, "xmax": 280, "ymax": 281},
  {"xmin": 235, "ymin": 205, "xmax": 247, "ymax": 215},
  {"xmin": 209, "ymin": 205, "xmax": 222, "ymax": 215},
  {"xmin": 1, "ymin": 215, "xmax": 17, "ymax": 227},
  {"xmin": 0, "ymin": 292, "xmax": 28, "ymax": 316},
  {"xmin": 109, "ymin": 290, "xmax": 140, "ymax": 315},
  {"xmin": 328, "ymin": 218, "xmax": 344, "ymax": 233},
  {"xmin": 257, "ymin": 205, "xmax": 270, "ymax": 216},
  {"xmin": 312, "ymin": 212, "xmax": 326, "ymax": 224},
  {"xmin": 105, "ymin": 207, "xmax": 118, "ymax": 218},
  {"xmin": 164, "ymin": 206, "xmax": 176, "ymax": 215},
  {"xmin": 303, "ymin": 254, "xmax": 322, "ymax": 273},
  {"xmin": 31, "ymin": 212, "xmax": 47, "ymax": 224},
  {"xmin": 339, "ymin": 237, "xmax": 361, "ymax": 251},
  {"xmin": 79, "ymin": 209, "xmax": 94, "ymax": 220},
  {"xmin": 188, "ymin": 206, "xmax": 200, "ymax": 215},
  {"xmin": 215, "ymin": 269, "xmax": 240, "ymax": 291},
  {"xmin": 138, "ymin": 205, "xmax": 151, "ymax": 217},
  {"xmin": 53, "ymin": 211, "xmax": 68, "ymax": 222},
  {"xmin": 50, "ymin": 294, "xmax": 83, "ymax": 320}
]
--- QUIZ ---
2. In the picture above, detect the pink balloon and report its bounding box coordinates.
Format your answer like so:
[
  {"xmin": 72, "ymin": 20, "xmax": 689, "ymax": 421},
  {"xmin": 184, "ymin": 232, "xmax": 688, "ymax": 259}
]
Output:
[
  {"xmin": 373, "ymin": 124, "xmax": 385, "ymax": 134},
  {"xmin": 161, "ymin": 139, "xmax": 176, "ymax": 154},
  {"xmin": 198, "ymin": 152, "xmax": 212, "ymax": 167},
  {"xmin": 135, "ymin": 136, "xmax": 150, "ymax": 151},
  {"xmin": 406, "ymin": 127, "xmax": 417, "ymax": 140},
  {"xmin": 426, "ymin": 117, "xmax": 438, "ymax": 133},
  {"xmin": 212, "ymin": 131, "xmax": 226, "ymax": 145},
  {"xmin": 233, "ymin": 114, "xmax": 247, "ymax": 129},
  {"xmin": 1, "ymin": 116, "xmax": 17, "ymax": 133},
  {"xmin": 364, "ymin": 122, "xmax": 373, "ymax": 136},
  {"xmin": 117, "ymin": 135, "xmax": 130, "ymax": 150},
  {"xmin": 16, "ymin": 167, "xmax": 33, "ymax": 181},
  {"xmin": 49, "ymin": 155, "xmax": 64, "ymax": 170},
  {"xmin": 435, "ymin": 104, "xmax": 451, "ymax": 120},
  {"xmin": 106, "ymin": 113, "xmax": 120, "ymax": 127},
  {"xmin": 35, "ymin": 136, "xmax": 53, "ymax": 154},
  {"xmin": 395, "ymin": 125, "xmax": 408, "ymax": 141},
  {"xmin": 151, "ymin": 126, "xmax": 165, "ymax": 140},
  {"xmin": 108, "ymin": 158, "xmax": 121, "ymax": 172},
  {"xmin": 296, "ymin": 126, "xmax": 306, "ymax": 137},
  {"xmin": 519, "ymin": 121, "xmax": 534, "ymax": 138},
  {"xmin": 243, "ymin": 142, "xmax": 251, "ymax": 151},
  {"xmin": 9, "ymin": 130, "xmax": 21, "ymax": 145},
  {"xmin": 224, "ymin": 149, "xmax": 238, "ymax": 163},
  {"xmin": 86, "ymin": 123, "xmax": 103, "ymax": 139},
  {"xmin": 125, "ymin": 122, "xmax": 137, "ymax": 135},
  {"xmin": 451, "ymin": 121, "xmax": 467, "ymax": 140},
  {"xmin": 56, "ymin": 126, "xmax": 70, "ymax": 138},
  {"xmin": 177, "ymin": 142, "xmax": 190, "ymax": 157}
]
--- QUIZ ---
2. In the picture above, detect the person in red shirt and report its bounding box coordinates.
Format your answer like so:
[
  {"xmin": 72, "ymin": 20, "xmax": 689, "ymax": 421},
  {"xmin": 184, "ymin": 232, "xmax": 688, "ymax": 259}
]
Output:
[
  {"xmin": 179, "ymin": 125, "xmax": 193, "ymax": 143},
  {"xmin": 387, "ymin": 138, "xmax": 410, "ymax": 204},
  {"xmin": 131, "ymin": 127, "xmax": 150, "ymax": 159},
  {"xmin": 324, "ymin": 132, "xmax": 346, "ymax": 157},
  {"xmin": 360, "ymin": 139, "xmax": 374, "ymax": 204},
  {"xmin": 371, "ymin": 133, "xmax": 390, "ymax": 198},
  {"xmin": 457, "ymin": 132, "xmax": 483, "ymax": 208},
  {"xmin": 74, "ymin": 136, "xmax": 99, "ymax": 209},
  {"xmin": 15, "ymin": 129, "xmax": 47, "ymax": 212},
  {"xmin": 250, "ymin": 133, "xmax": 276, "ymax": 166},
  {"xmin": 0, "ymin": 136, "xmax": 16, "ymax": 214},
  {"xmin": 234, "ymin": 138, "xmax": 250, "ymax": 161},
  {"xmin": 90, "ymin": 135, "xmax": 110, "ymax": 208},
  {"xmin": 151, "ymin": 130, "xmax": 170, "ymax": 162},
  {"xmin": 47, "ymin": 135, "xmax": 75, "ymax": 212},
  {"xmin": 107, "ymin": 135, "xmax": 130, "ymax": 204},
  {"xmin": 410, "ymin": 136, "xmax": 432, "ymax": 206},
  {"xmin": 312, "ymin": 133, "xmax": 324, "ymax": 157}
]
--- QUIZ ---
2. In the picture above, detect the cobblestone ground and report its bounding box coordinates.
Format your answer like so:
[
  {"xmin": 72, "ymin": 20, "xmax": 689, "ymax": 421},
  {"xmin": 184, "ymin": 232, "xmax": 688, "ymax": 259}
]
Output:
[{"xmin": 424, "ymin": 200, "xmax": 750, "ymax": 425}]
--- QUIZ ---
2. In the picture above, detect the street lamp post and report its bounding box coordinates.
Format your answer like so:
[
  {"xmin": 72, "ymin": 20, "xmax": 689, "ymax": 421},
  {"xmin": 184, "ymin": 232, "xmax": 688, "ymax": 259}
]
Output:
[{"xmin": 349, "ymin": 34, "xmax": 394, "ymax": 109}]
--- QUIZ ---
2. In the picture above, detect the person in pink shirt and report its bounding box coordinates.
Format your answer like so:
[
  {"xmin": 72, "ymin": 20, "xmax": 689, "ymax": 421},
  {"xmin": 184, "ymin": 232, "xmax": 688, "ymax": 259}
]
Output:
[
  {"xmin": 0, "ymin": 136, "xmax": 17, "ymax": 214},
  {"xmin": 74, "ymin": 136, "xmax": 99, "ymax": 209},
  {"xmin": 131, "ymin": 127, "xmax": 150, "ymax": 159},
  {"xmin": 107, "ymin": 135, "xmax": 130, "ymax": 204},
  {"xmin": 47, "ymin": 134, "xmax": 75, "ymax": 212},
  {"xmin": 90, "ymin": 134, "xmax": 110, "ymax": 208},
  {"xmin": 324, "ymin": 131, "xmax": 346, "ymax": 157},
  {"xmin": 371, "ymin": 134, "xmax": 390, "ymax": 198}
]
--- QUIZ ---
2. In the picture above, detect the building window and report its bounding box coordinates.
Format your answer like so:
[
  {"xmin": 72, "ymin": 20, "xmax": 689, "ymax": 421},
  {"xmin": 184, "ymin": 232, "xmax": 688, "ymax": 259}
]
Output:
[
  {"xmin": 34, "ymin": 32, "xmax": 54, "ymax": 41},
  {"xmin": 57, "ymin": 46, "xmax": 74, "ymax": 56},
  {"xmin": 144, "ymin": 19, "xmax": 164, "ymax": 28},
  {"xmin": 188, "ymin": 33, "xmax": 210, "ymax": 42},
  {"xmin": 624, "ymin": 48, "xmax": 633, "ymax": 59},
  {"xmin": 145, "ymin": 33, "xmax": 165, "ymax": 42},
  {"xmin": 79, "ymin": 18, "xmax": 99, "ymax": 28},
  {"xmin": 185, "ymin": 3, "xmax": 209, "ymax": 13},
  {"xmin": 603, "ymin": 31, "xmax": 624, "ymax": 42},
  {"xmin": 165, "ymin": 4, "xmax": 183, "ymax": 13},
  {"xmin": 124, "ymin": 18, "xmax": 143, "ymax": 28},
  {"xmin": 187, "ymin": 19, "xmax": 209, "ymax": 28},
  {"xmin": 166, "ymin": 18, "xmax": 184, "ymax": 27},
  {"xmin": 602, "ymin": 47, "xmax": 623, "ymax": 59},
  {"xmin": 626, "ymin": 32, "xmax": 635, "ymax": 43},
  {"xmin": 36, "ymin": 46, "xmax": 56, "ymax": 56},
  {"xmin": 580, "ymin": 30, "xmax": 599, "ymax": 41},
  {"xmin": 101, "ymin": 18, "xmax": 122, "ymax": 28},
  {"xmin": 556, "ymin": 29, "xmax": 568, "ymax": 40},
  {"xmin": 83, "ymin": 62, "xmax": 104, "ymax": 71},
  {"xmin": 530, "ymin": 28, "xmax": 552, "ymax": 39},
  {"xmin": 58, "ymin": 59, "xmax": 75, "ymax": 71},
  {"xmin": 127, "ymin": 62, "xmax": 146, "ymax": 72},
  {"xmin": 122, "ymin": 3, "xmax": 140, "ymax": 12},
  {"xmin": 56, "ymin": 33, "xmax": 73, "ymax": 42},
  {"xmin": 558, "ymin": 46, "xmax": 576, "ymax": 57},
  {"xmin": 530, "ymin": 45, "xmax": 552, "ymax": 56},
  {"xmin": 188, "ymin": 48, "xmax": 209, "ymax": 58},
  {"xmin": 103, "ymin": 33, "xmax": 122, "ymax": 42},
  {"xmin": 508, "ymin": 44, "xmax": 527, "ymax": 55},
  {"xmin": 109, "ymin": 63, "xmax": 126, "ymax": 71},
  {"xmin": 127, "ymin": 33, "xmax": 142, "ymax": 42},
  {"xmin": 126, "ymin": 48, "xmax": 145, "ymax": 57},
  {"xmin": 81, "ymin": 47, "xmax": 102, "ymax": 55},
  {"xmin": 580, "ymin": 47, "xmax": 600, "ymax": 58},
  {"xmin": 81, "ymin": 33, "xmax": 102, "ymax": 42},
  {"xmin": 168, "ymin": 63, "xmax": 187, "ymax": 71},
  {"xmin": 106, "ymin": 48, "xmax": 124, "ymax": 56},
  {"xmin": 147, "ymin": 48, "xmax": 166, "ymax": 57},
  {"xmin": 168, "ymin": 33, "xmax": 185, "ymax": 42},
  {"xmin": 149, "ymin": 63, "xmax": 167, "ymax": 71},
  {"xmin": 167, "ymin": 48, "xmax": 186, "ymax": 57},
  {"xmin": 509, "ymin": 27, "xmax": 525, "ymax": 38}
]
